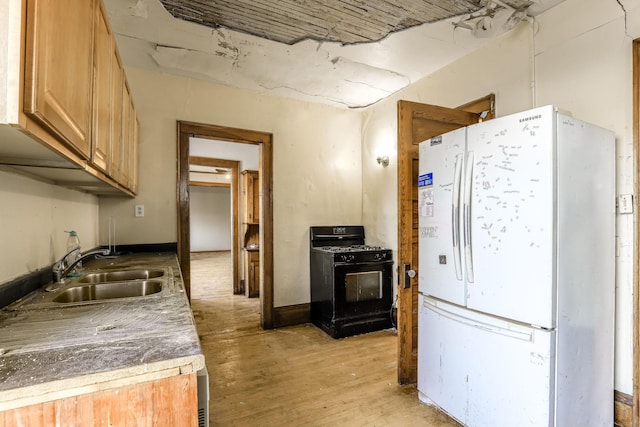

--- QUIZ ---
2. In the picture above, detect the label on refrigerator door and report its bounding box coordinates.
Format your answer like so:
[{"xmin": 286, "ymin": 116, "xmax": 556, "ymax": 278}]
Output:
[{"xmin": 418, "ymin": 173, "xmax": 434, "ymax": 217}]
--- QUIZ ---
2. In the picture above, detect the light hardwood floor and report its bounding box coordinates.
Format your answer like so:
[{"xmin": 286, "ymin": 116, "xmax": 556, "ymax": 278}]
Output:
[{"xmin": 190, "ymin": 251, "xmax": 460, "ymax": 426}]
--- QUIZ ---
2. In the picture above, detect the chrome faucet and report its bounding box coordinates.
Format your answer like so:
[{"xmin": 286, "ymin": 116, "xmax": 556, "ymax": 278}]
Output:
[{"xmin": 52, "ymin": 247, "xmax": 111, "ymax": 284}]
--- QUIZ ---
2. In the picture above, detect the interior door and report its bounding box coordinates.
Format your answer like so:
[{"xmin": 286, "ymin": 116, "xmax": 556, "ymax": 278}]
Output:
[{"xmin": 396, "ymin": 96, "xmax": 495, "ymax": 384}]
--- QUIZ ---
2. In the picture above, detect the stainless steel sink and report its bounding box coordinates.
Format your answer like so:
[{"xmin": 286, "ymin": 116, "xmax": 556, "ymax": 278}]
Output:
[
  {"xmin": 79, "ymin": 269, "xmax": 165, "ymax": 283},
  {"xmin": 52, "ymin": 280, "xmax": 163, "ymax": 303}
]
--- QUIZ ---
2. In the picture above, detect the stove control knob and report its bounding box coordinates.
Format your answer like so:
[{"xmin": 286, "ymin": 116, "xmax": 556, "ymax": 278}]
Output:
[{"xmin": 347, "ymin": 255, "xmax": 355, "ymax": 262}]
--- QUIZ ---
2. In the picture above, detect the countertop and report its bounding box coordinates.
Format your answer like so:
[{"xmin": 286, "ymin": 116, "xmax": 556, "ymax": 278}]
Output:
[{"xmin": 0, "ymin": 252, "xmax": 205, "ymax": 411}]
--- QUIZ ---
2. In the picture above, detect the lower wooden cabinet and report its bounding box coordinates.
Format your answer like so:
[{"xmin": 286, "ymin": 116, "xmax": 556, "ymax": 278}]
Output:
[
  {"xmin": 0, "ymin": 373, "xmax": 198, "ymax": 427},
  {"xmin": 244, "ymin": 249, "xmax": 260, "ymax": 298}
]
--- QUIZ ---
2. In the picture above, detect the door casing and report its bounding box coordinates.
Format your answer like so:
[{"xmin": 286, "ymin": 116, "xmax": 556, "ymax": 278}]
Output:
[{"xmin": 177, "ymin": 121, "xmax": 275, "ymax": 329}]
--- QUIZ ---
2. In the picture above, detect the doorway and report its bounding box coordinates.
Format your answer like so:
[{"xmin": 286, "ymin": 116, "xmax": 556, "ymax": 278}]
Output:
[
  {"xmin": 189, "ymin": 157, "xmax": 240, "ymax": 292},
  {"xmin": 177, "ymin": 121, "xmax": 275, "ymax": 329}
]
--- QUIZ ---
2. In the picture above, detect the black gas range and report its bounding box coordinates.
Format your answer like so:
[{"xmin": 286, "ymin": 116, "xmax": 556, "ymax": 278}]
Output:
[{"xmin": 309, "ymin": 226, "xmax": 393, "ymax": 338}]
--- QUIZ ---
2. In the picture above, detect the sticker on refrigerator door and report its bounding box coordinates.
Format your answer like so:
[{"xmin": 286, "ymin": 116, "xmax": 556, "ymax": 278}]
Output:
[
  {"xmin": 418, "ymin": 173, "xmax": 433, "ymax": 187},
  {"xmin": 418, "ymin": 173, "xmax": 434, "ymax": 218},
  {"xmin": 420, "ymin": 226, "xmax": 438, "ymax": 239}
]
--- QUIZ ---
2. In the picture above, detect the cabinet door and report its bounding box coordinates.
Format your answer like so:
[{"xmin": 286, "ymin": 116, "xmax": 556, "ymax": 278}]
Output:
[
  {"xmin": 119, "ymin": 82, "xmax": 133, "ymax": 187},
  {"xmin": 91, "ymin": 0, "xmax": 113, "ymax": 173},
  {"xmin": 251, "ymin": 173, "xmax": 260, "ymax": 222},
  {"xmin": 245, "ymin": 250, "xmax": 260, "ymax": 298},
  {"xmin": 242, "ymin": 171, "xmax": 259, "ymax": 223},
  {"xmin": 129, "ymin": 108, "xmax": 139, "ymax": 193},
  {"xmin": 109, "ymin": 53, "xmax": 124, "ymax": 184},
  {"xmin": 24, "ymin": 0, "xmax": 96, "ymax": 159}
]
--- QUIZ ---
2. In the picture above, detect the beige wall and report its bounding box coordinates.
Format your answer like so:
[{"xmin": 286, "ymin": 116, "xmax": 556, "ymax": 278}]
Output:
[
  {"xmin": 0, "ymin": 169, "xmax": 98, "ymax": 283},
  {"xmin": 98, "ymin": 69, "xmax": 363, "ymax": 307},
  {"xmin": 361, "ymin": 0, "xmax": 638, "ymax": 394}
]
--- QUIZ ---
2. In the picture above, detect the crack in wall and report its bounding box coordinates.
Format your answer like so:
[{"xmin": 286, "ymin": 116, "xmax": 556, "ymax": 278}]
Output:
[{"xmin": 615, "ymin": 0, "xmax": 630, "ymax": 37}]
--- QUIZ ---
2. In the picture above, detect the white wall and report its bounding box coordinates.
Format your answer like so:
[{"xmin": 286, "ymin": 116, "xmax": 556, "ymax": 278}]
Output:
[
  {"xmin": 0, "ymin": 169, "xmax": 99, "ymax": 283},
  {"xmin": 189, "ymin": 186, "xmax": 231, "ymax": 251},
  {"xmin": 98, "ymin": 70, "xmax": 363, "ymax": 307},
  {"xmin": 361, "ymin": 0, "xmax": 639, "ymax": 395},
  {"xmin": 190, "ymin": 137, "xmax": 259, "ymax": 171}
]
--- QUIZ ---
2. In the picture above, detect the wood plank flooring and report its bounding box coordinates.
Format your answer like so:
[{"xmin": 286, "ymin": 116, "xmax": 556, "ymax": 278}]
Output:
[{"xmin": 190, "ymin": 251, "xmax": 460, "ymax": 426}]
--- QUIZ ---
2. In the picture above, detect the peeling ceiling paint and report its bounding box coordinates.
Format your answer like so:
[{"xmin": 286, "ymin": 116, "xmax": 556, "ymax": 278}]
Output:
[{"xmin": 104, "ymin": 0, "xmax": 566, "ymax": 109}]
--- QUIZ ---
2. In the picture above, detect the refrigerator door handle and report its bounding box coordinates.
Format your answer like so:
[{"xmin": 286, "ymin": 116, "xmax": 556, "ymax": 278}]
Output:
[
  {"xmin": 463, "ymin": 151, "xmax": 475, "ymax": 283},
  {"xmin": 423, "ymin": 298, "xmax": 533, "ymax": 342},
  {"xmin": 452, "ymin": 154, "xmax": 463, "ymax": 281}
]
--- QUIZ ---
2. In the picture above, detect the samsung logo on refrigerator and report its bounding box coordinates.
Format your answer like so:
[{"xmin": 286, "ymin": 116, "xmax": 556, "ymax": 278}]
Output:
[
  {"xmin": 519, "ymin": 114, "xmax": 542, "ymax": 123},
  {"xmin": 430, "ymin": 136, "xmax": 442, "ymax": 146}
]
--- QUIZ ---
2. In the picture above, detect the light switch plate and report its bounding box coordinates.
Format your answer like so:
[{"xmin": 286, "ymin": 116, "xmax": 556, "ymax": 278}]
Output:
[{"xmin": 619, "ymin": 194, "xmax": 633, "ymax": 214}]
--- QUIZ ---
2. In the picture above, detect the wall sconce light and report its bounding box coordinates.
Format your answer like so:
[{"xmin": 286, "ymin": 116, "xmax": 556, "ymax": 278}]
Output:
[{"xmin": 376, "ymin": 156, "xmax": 389, "ymax": 167}]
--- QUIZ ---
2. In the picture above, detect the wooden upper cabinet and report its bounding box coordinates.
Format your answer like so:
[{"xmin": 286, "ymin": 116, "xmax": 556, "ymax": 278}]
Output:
[
  {"xmin": 110, "ymin": 54, "xmax": 125, "ymax": 185},
  {"xmin": 120, "ymin": 81, "xmax": 132, "ymax": 188},
  {"xmin": 242, "ymin": 170, "xmax": 260, "ymax": 224},
  {"xmin": 91, "ymin": 0, "xmax": 113, "ymax": 174},
  {"xmin": 23, "ymin": 0, "xmax": 96, "ymax": 159},
  {"xmin": 129, "ymin": 107, "xmax": 139, "ymax": 193}
]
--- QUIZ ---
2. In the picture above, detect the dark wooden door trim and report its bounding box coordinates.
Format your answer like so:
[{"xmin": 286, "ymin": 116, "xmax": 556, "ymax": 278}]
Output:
[
  {"xmin": 396, "ymin": 95, "xmax": 495, "ymax": 385},
  {"xmin": 189, "ymin": 156, "xmax": 240, "ymax": 294},
  {"xmin": 631, "ymin": 38, "xmax": 640, "ymax": 427},
  {"xmin": 177, "ymin": 121, "xmax": 275, "ymax": 329}
]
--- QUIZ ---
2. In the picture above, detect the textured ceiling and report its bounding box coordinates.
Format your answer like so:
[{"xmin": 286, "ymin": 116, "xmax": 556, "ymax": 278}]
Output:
[
  {"xmin": 105, "ymin": 0, "xmax": 565, "ymax": 109},
  {"xmin": 158, "ymin": 0, "xmax": 535, "ymax": 45}
]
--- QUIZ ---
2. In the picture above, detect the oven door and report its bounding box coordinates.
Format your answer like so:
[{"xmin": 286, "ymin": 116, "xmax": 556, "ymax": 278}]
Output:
[{"xmin": 334, "ymin": 260, "xmax": 393, "ymax": 319}]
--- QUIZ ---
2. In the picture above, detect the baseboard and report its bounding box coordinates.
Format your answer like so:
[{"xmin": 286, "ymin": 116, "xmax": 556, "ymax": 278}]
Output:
[
  {"xmin": 272, "ymin": 303, "xmax": 310, "ymax": 328},
  {"xmin": 615, "ymin": 390, "xmax": 633, "ymax": 427}
]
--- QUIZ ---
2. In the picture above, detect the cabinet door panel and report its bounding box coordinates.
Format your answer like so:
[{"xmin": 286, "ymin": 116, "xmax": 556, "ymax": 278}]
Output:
[
  {"xmin": 91, "ymin": 0, "xmax": 112, "ymax": 173},
  {"xmin": 120, "ymin": 83, "xmax": 132, "ymax": 187},
  {"xmin": 129, "ymin": 107, "xmax": 139, "ymax": 193},
  {"xmin": 110, "ymin": 55, "xmax": 124, "ymax": 184},
  {"xmin": 24, "ymin": 0, "xmax": 95, "ymax": 158}
]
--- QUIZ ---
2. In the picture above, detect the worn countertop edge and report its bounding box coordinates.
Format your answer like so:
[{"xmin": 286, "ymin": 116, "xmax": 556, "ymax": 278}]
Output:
[
  {"xmin": 0, "ymin": 253, "xmax": 205, "ymax": 412},
  {"xmin": 0, "ymin": 354, "xmax": 205, "ymax": 412}
]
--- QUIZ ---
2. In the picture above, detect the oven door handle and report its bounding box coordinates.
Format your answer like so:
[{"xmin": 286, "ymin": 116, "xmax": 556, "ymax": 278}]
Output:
[
  {"xmin": 334, "ymin": 260, "xmax": 393, "ymax": 267},
  {"xmin": 313, "ymin": 234, "xmax": 362, "ymax": 239}
]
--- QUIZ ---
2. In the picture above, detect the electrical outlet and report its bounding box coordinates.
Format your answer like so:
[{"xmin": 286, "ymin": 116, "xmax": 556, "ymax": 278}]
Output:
[
  {"xmin": 135, "ymin": 205, "xmax": 145, "ymax": 217},
  {"xmin": 619, "ymin": 194, "xmax": 633, "ymax": 214}
]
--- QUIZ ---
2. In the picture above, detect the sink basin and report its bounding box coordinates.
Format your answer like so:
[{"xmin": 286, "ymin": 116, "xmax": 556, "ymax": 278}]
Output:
[
  {"xmin": 52, "ymin": 280, "xmax": 163, "ymax": 303},
  {"xmin": 79, "ymin": 269, "xmax": 165, "ymax": 283}
]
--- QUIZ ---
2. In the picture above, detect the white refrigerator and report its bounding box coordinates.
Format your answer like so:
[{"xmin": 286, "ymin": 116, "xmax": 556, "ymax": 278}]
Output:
[{"xmin": 417, "ymin": 105, "xmax": 615, "ymax": 426}]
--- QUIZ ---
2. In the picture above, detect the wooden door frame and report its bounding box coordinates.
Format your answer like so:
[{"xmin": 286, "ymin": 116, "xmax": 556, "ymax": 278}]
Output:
[
  {"xmin": 177, "ymin": 121, "xmax": 275, "ymax": 329},
  {"xmin": 631, "ymin": 38, "xmax": 640, "ymax": 427},
  {"xmin": 396, "ymin": 95, "xmax": 495, "ymax": 385},
  {"xmin": 189, "ymin": 156, "xmax": 240, "ymax": 294}
]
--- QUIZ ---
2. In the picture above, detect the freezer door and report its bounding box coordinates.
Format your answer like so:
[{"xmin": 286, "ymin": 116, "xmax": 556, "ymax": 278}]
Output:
[
  {"xmin": 418, "ymin": 295, "xmax": 555, "ymax": 427},
  {"xmin": 464, "ymin": 106, "xmax": 555, "ymax": 328},
  {"xmin": 418, "ymin": 128, "xmax": 466, "ymax": 305}
]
